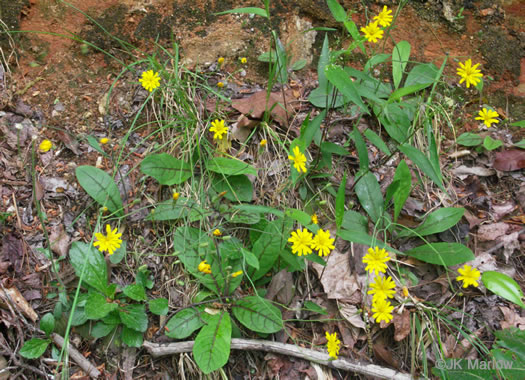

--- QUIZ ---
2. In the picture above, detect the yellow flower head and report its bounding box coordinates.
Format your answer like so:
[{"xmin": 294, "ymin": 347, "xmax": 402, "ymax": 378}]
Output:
[
  {"xmin": 232, "ymin": 270, "xmax": 243, "ymax": 278},
  {"xmin": 368, "ymin": 275, "xmax": 396, "ymax": 301},
  {"xmin": 240, "ymin": 57, "xmax": 247, "ymax": 64},
  {"xmin": 311, "ymin": 229, "xmax": 335, "ymax": 257},
  {"xmin": 213, "ymin": 229, "xmax": 222, "ymax": 237},
  {"xmin": 210, "ymin": 119, "xmax": 228, "ymax": 140},
  {"xmin": 475, "ymin": 108, "xmax": 499, "ymax": 128},
  {"xmin": 218, "ymin": 57, "xmax": 225, "ymax": 65},
  {"xmin": 39, "ymin": 139, "xmax": 53, "ymax": 153},
  {"xmin": 457, "ymin": 59, "xmax": 483, "ymax": 88},
  {"xmin": 172, "ymin": 192, "xmax": 180, "ymax": 201},
  {"xmin": 456, "ymin": 264, "xmax": 481, "ymax": 288},
  {"xmin": 260, "ymin": 139, "xmax": 267, "ymax": 147},
  {"xmin": 311, "ymin": 213, "xmax": 318, "ymax": 225},
  {"xmin": 198, "ymin": 260, "xmax": 212, "ymax": 274},
  {"xmin": 139, "ymin": 70, "xmax": 161, "ymax": 92},
  {"xmin": 372, "ymin": 298, "xmax": 394, "ymax": 324},
  {"xmin": 374, "ymin": 6, "xmax": 393, "ymax": 27},
  {"xmin": 360, "ymin": 21, "xmax": 384, "ymax": 43},
  {"xmin": 288, "ymin": 228, "xmax": 313, "ymax": 256},
  {"xmin": 362, "ymin": 246, "xmax": 391, "ymax": 275},
  {"xmin": 99, "ymin": 137, "xmax": 109, "ymax": 145},
  {"xmin": 217, "ymin": 81, "xmax": 225, "ymax": 88},
  {"xmin": 288, "ymin": 146, "xmax": 307, "ymax": 173},
  {"xmin": 93, "ymin": 224, "xmax": 122, "ymax": 255},
  {"xmin": 325, "ymin": 331, "xmax": 341, "ymax": 359}
]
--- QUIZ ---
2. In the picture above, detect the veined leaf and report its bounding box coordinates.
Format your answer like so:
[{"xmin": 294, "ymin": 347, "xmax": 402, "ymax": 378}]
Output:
[
  {"xmin": 206, "ymin": 157, "xmax": 257, "ymax": 176},
  {"xmin": 326, "ymin": 0, "xmax": 347, "ymax": 22},
  {"xmin": 76, "ymin": 166, "xmax": 123, "ymax": 215},
  {"xmin": 69, "ymin": 242, "xmax": 108, "ymax": 295},
  {"xmin": 165, "ymin": 307, "xmax": 205, "ymax": 339},
  {"xmin": 482, "ymin": 271, "xmax": 525, "ymax": 309},
  {"xmin": 193, "ymin": 311, "xmax": 232, "ymax": 374},
  {"xmin": 399, "ymin": 207, "xmax": 465, "ymax": 238},
  {"xmin": 232, "ymin": 296, "xmax": 283, "ymax": 333},
  {"xmin": 119, "ymin": 304, "xmax": 148, "ymax": 332},
  {"xmin": 19, "ymin": 338, "xmax": 50, "ymax": 359},
  {"xmin": 325, "ymin": 64, "xmax": 368, "ymax": 113},
  {"xmin": 140, "ymin": 153, "xmax": 192, "ymax": 185},
  {"xmin": 404, "ymin": 242, "xmax": 474, "ymax": 266},
  {"xmin": 354, "ymin": 171, "xmax": 383, "ymax": 223},
  {"xmin": 399, "ymin": 144, "xmax": 445, "ymax": 191}
]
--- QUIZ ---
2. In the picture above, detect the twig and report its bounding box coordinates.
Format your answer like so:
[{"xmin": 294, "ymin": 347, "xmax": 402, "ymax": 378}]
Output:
[
  {"xmin": 51, "ymin": 334, "xmax": 101, "ymax": 379},
  {"xmin": 143, "ymin": 339, "xmax": 411, "ymax": 380}
]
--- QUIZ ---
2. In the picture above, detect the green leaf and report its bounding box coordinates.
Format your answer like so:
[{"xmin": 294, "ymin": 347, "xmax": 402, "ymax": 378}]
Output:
[
  {"xmin": 378, "ymin": 103, "xmax": 410, "ymax": 144},
  {"xmin": 215, "ymin": 7, "xmax": 268, "ymax": 18},
  {"xmin": 85, "ymin": 292, "xmax": 118, "ymax": 320},
  {"xmin": 335, "ymin": 172, "xmax": 347, "ymax": 229},
  {"xmin": 514, "ymin": 139, "xmax": 525, "ymax": 149},
  {"xmin": 404, "ymin": 62, "xmax": 439, "ymax": 87},
  {"xmin": 70, "ymin": 307, "xmax": 88, "ymax": 326},
  {"xmin": 510, "ymin": 120, "xmax": 525, "ymax": 128},
  {"xmin": 364, "ymin": 129, "xmax": 391, "ymax": 155},
  {"xmin": 457, "ymin": 132, "xmax": 483, "ymax": 147},
  {"xmin": 326, "ymin": 0, "xmax": 347, "ymax": 22},
  {"xmin": 251, "ymin": 218, "xmax": 290, "ymax": 280},
  {"xmin": 206, "ymin": 157, "xmax": 257, "ymax": 176},
  {"xmin": 122, "ymin": 326, "xmax": 143, "ymax": 348},
  {"xmin": 109, "ymin": 240, "xmax": 126, "ymax": 264},
  {"xmin": 241, "ymin": 248, "xmax": 259, "ymax": 270},
  {"xmin": 399, "ymin": 144, "xmax": 445, "ymax": 191},
  {"xmin": 341, "ymin": 210, "xmax": 368, "ymax": 234},
  {"xmin": 482, "ymin": 271, "xmax": 525, "ymax": 309},
  {"xmin": 232, "ymin": 296, "xmax": 283, "ymax": 333},
  {"xmin": 40, "ymin": 313, "xmax": 55, "ymax": 336},
  {"xmin": 343, "ymin": 20, "xmax": 365, "ymax": 53},
  {"xmin": 75, "ymin": 166, "xmax": 123, "ymax": 215},
  {"xmin": 389, "ymin": 160, "xmax": 411, "ymax": 222},
  {"xmin": 320, "ymin": 141, "xmax": 350, "ymax": 156},
  {"xmin": 404, "ymin": 242, "xmax": 474, "ymax": 266},
  {"xmin": 224, "ymin": 207, "xmax": 261, "ymax": 225},
  {"xmin": 273, "ymin": 33, "xmax": 288, "ymax": 84},
  {"xmin": 325, "ymin": 65, "xmax": 368, "ymax": 113},
  {"xmin": 291, "ymin": 59, "xmax": 307, "ymax": 71},
  {"xmin": 193, "ymin": 311, "xmax": 232, "ymax": 374},
  {"xmin": 165, "ymin": 307, "xmax": 205, "ymax": 339},
  {"xmin": 19, "ymin": 338, "xmax": 50, "ymax": 359},
  {"xmin": 119, "ymin": 304, "xmax": 148, "ymax": 332},
  {"xmin": 301, "ymin": 110, "xmax": 326, "ymax": 148},
  {"xmin": 147, "ymin": 198, "xmax": 209, "ymax": 222},
  {"xmin": 211, "ymin": 174, "xmax": 253, "ymax": 202},
  {"xmin": 123, "ymin": 284, "xmax": 146, "ymax": 302},
  {"xmin": 483, "ymin": 136, "xmax": 503, "ymax": 151},
  {"xmin": 388, "ymin": 83, "xmax": 433, "ymax": 103},
  {"xmin": 494, "ymin": 328, "xmax": 525, "ymax": 361},
  {"xmin": 399, "ymin": 207, "xmax": 465, "ymax": 237},
  {"xmin": 364, "ymin": 53, "xmax": 390, "ymax": 73},
  {"xmin": 303, "ymin": 300, "xmax": 328, "ymax": 315},
  {"xmin": 86, "ymin": 135, "xmax": 106, "ymax": 156},
  {"xmin": 149, "ymin": 298, "xmax": 169, "ymax": 316},
  {"xmin": 392, "ymin": 41, "xmax": 411, "ymax": 89},
  {"xmin": 140, "ymin": 153, "xmax": 192, "ymax": 185},
  {"xmin": 69, "ymin": 242, "xmax": 108, "ymax": 295},
  {"xmin": 337, "ymin": 229, "xmax": 402, "ymax": 256},
  {"xmin": 354, "ymin": 172, "xmax": 383, "ymax": 223},
  {"xmin": 91, "ymin": 322, "xmax": 115, "ymax": 338},
  {"xmin": 351, "ymin": 126, "xmax": 369, "ymax": 170}
]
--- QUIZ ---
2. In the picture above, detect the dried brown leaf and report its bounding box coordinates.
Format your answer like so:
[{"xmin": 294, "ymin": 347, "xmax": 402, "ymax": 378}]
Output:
[
  {"xmin": 499, "ymin": 306, "xmax": 525, "ymax": 330},
  {"xmin": 393, "ymin": 309, "xmax": 411, "ymax": 342},
  {"xmin": 50, "ymin": 224, "xmax": 70, "ymax": 257},
  {"xmin": 493, "ymin": 150, "xmax": 525, "ymax": 171},
  {"xmin": 57, "ymin": 130, "xmax": 80, "ymax": 155},
  {"xmin": 477, "ymin": 222, "xmax": 509, "ymax": 241},
  {"xmin": 231, "ymin": 90, "xmax": 295, "ymax": 126}
]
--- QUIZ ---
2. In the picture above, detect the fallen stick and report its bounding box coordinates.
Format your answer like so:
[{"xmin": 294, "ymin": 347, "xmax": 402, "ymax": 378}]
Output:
[
  {"xmin": 143, "ymin": 339, "xmax": 412, "ymax": 380},
  {"xmin": 51, "ymin": 334, "xmax": 101, "ymax": 379}
]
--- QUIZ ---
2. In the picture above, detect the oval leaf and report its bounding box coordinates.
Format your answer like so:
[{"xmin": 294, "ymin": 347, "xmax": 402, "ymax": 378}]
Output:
[
  {"xmin": 232, "ymin": 296, "xmax": 282, "ymax": 333},
  {"xmin": 457, "ymin": 132, "xmax": 483, "ymax": 147},
  {"xmin": 69, "ymin": 242, "xmax": 108, "ymax": 295},
  {"xmin": 165, "ymin": 307, "xmax": 205, "ymax": 339},
  {"xmin": 206, "ymin": 157, "xmax": 257, "ymax": 176},
  {"xmin": 149, "ymin": 298, "xmax": 169, "ymax": 316},
  {"xmin": 19, "ymin": 338, "xmax": 50, "ymax": 359},
  {"xmin": 85, "ymin": 292, "xmax": 118, "ymax": 320},
  {"xmin": 400, "ymin": 207, "xmax": 465, "ymax": 237},
  {"xmin": 193, "ymin": 311, "xmax": 231, "ymax": 374},
  {"xmin": 122, "ymin": 326, "xmax": 143, "ymax": 348},
  {"xmin": 215, "ymin": 7, "xmax": 268, "ymax": 18},
  {"xmin": 40, "ymin": 313, "xmax": 55, "ymax": 336},
  {"xmin": 75, "ymin": 166, "xmax": 123, "ymax": 215},
  {"xmin": 482, "ymin": 271, "xmax": 525, "ymax": 309},
  {"xmin": 354, "ymin": 172, "xmax": 383, "ymax": 223},
  {"xmin": 404, "ymin": 242, "xmax": 474, "ymax": 266},
  {"xmin": 119, "ymin": 304, "xmax": 148, "ymax": 332},
  {"xmin": 123, "ymin": 284, "xmax": 146, "ymax": 302},
  {"xmin": 140, "ymin": 153, "xmax": 192, "ymax": 185}
]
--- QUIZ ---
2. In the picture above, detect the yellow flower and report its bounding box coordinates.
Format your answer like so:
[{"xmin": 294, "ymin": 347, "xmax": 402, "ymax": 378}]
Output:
[
  {"xmin": 260, "ymin": 139, "xmax": 267, "ymax": 147},
  {"xmin": 210, "ymin": 119, "xmax": 228, "ymax": 140},
  {"xmin": 374, "ymin": 5, "xmax": 393, "ymax": 27},
  {"xmin": 198, "ymin": 260, "xmax": 212, "ymax": 274},
  {"xmin": 232, "ymin": 270, "xmax": 243, "ymax": 278},
  {"xmin": 325, "ymin": 331, "xmax": 341, "ymax": 359},
  {"xmin": 368, "ymin": 275, "xmax": 396, "ymax": 301},
  {"xmin": 240, "ymin": 57, "xmax": 247, "ymax": 64},
  {"xmin": 217, "ymin": 81, "xmax": 225, "ymax": 88},
  {"xmin": 139, "ymin": 70, "xmax": 161, "ymax": 92},
  {"xmin": 311, "ymin": 213, "xmax": 318, "ymax": 224},
  {"xmin": 93, "ymin": 224, "xmax": 122, "ymax": 255},
  {"xmin": 288, "ymin": 228, "xmax": 313, "ymax": 256},
  {"xmin": 457, "ymin": 59, "xmax": 483, "ymax": 88},
  {"xmin": 475, "ymin": 108, "xmax": 499, "ymax": 128},
  {"xmin": 372, "ymin": 298, "xmax": 394, "ymax": 324},
  {"xmin": 288, "ymin": 146, "xmax": 307, "ymax": 173},
  {"xmin": 360, "ymin": 21, "xmax": 384, "ymax": 43},
  {"xmin": 172, "ymin": 192, "xmax": 180, "ymax": 201},
  {"xmin": 362, "ymin": 246, "xmax": 391, "ymax": 275},
  {"xmin": 402, "ymin": 286, "xmax": 409, "ymax": 298},
  {"xmin": 213, "ymin": 229, "xmax": 222, "ymax": 237},
  {"xmin": 102, "ymin": 206, "xmax": 108, "ymax": 212},
  {"xmin": 311, "ymin": 229, "xmax": 335, "ymax": 257},
  {"xmin": 456, "ymin": 264, "xmax": 481, "ymax": 288},
  {"xmin": 39, "ymin": 139, "xmax": 53, "ymax": 153},
  {"xmin": 218, "ymin": 57, "xmax": 225, "ymax": 65}
]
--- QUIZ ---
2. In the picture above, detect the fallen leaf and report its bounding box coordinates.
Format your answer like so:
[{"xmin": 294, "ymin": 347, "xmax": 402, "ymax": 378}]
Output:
[
  {"xmin": 265, "ymin": 270, "xmax": 294, "ymax": 306},
  {"xmin": 57, "ymin": 130, "xmax": 80, "ymax": 155},
  {"xmin": 477, "ymin": 222, "xmax": 509, "ymax": 241},
  {"xmin": 231, "ymin": 90, "xmax": 295, "ymax": 126},
  {"xmin": 373, "ymin": 339, "xmax": 400, "ymax": 369},
  {"xmin": 499, "ymin": 306, "xmax": 525, "ymax": 330},
  {"xmin": 393, "ymin": 309, "xmax": 411, "ymax": 341},
  {"xmin": 453, "ymin": 165, "xmax": 495, "ymax": 178},
  {"xmin": 492, "ymin": 201, "xmax": 516, "ymax": 221},
  {"xmin": 493, "ymin": 150, "xmax": 525, "ymax": 171},
  {"xmin": 500, "ymin": 231, "xmax": 520, "ymax": 263},
  {"xmin": 337, "ymin": 302, "xmax": 365, "ymax": 330},
  {"xmin": 50, "ymin": 224, "xmax": 70, "ymax": 257}
]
